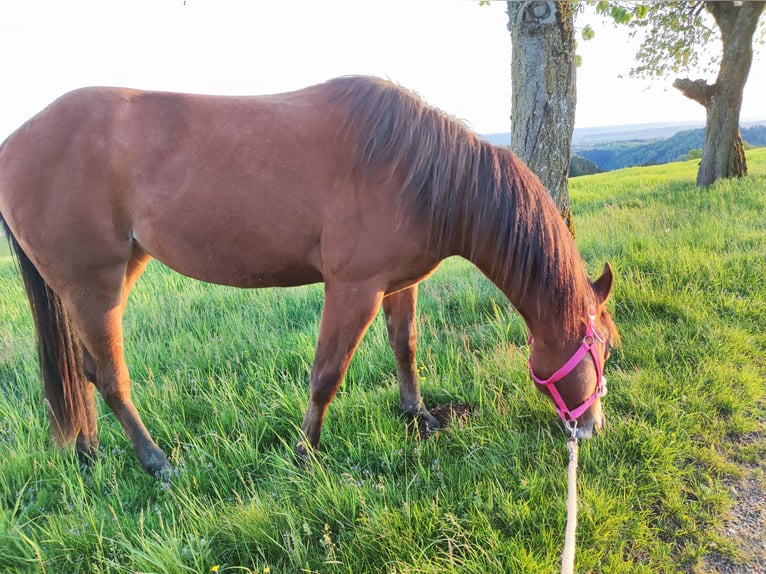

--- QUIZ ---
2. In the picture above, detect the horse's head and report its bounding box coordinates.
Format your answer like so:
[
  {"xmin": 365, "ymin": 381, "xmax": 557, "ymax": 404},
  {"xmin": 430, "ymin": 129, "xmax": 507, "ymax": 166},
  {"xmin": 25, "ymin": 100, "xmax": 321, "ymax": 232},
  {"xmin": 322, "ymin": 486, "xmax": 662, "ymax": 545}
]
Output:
[{"xmin": 528, "ymin": 262, "xmax": 617, "ymax": 439}]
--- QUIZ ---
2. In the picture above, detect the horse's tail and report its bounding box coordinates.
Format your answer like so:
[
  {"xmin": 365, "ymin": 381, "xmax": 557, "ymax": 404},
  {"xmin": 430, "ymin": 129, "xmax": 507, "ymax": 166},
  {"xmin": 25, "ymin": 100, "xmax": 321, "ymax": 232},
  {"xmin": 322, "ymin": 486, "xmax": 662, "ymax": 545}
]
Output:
[{"xmin": 1, "ymin": 215, "xmax": 88, "ymax": 445}]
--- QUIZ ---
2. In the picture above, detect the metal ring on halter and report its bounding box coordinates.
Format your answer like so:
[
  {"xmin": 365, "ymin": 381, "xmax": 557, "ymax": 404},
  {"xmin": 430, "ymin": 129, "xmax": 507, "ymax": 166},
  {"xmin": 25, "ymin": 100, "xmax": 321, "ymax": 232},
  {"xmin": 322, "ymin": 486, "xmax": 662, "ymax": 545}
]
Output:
[{"xmin": 564, "ymin": 419, "xmax": 578, "ymax": 439}]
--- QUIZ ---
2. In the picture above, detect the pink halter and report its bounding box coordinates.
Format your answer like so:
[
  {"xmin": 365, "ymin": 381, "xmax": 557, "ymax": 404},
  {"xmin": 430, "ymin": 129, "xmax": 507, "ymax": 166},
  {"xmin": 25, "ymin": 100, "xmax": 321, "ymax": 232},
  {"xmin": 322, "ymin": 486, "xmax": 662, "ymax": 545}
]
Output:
[{"xmin": 528, "ymin": 314, "xmax": 606, "ymax": 422}]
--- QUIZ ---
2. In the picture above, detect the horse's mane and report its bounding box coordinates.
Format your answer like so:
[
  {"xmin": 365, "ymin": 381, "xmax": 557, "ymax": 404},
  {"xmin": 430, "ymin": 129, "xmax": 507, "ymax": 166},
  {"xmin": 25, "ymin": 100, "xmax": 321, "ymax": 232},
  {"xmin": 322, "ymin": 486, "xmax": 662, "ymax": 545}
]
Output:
[{"xmin": 325, "ymin": 76, "xmax": 594, "ymax": 338}]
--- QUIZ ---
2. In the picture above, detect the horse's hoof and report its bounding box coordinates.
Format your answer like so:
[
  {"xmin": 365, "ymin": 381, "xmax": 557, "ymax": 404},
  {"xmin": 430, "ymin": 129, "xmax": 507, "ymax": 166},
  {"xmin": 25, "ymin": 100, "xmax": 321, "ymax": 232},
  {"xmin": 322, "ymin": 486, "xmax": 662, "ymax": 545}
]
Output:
[
  {"xmin": 295, "ymin": 441, "xmax": 319, "ymax": 467},
  {"xmin": 405, "ymin": 409, "xmax": 440, "ymax": 438},
  {"xmin": 418, "ymin": 411, "xmax": 441, "ymax": 437},
  {"xmin": 75, "ymin": 433, "xmax": 100, "ymax": 466},
  {"xmin": 295, "ymin": 441, "xmax": 309, "ymax": 458},
  {"xmin": 155, "ymin": 466, "xmax": 172, "ymax": 484},
  {"xmin": 76, "ymin": 444, "xmax": 100, "ymax": 466},
  {"xmin": 142, "ymin": 452, "xmax": 171, "ymax": 482}
]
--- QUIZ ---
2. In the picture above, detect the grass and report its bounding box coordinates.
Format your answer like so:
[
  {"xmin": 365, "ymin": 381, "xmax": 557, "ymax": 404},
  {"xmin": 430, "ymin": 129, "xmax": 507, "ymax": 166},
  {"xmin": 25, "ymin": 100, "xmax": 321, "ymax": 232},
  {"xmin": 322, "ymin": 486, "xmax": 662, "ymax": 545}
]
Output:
[
  {"xmin": 0, "ymin": 149, "xmax": 764, "ymax": 573},
  {"xmin": 0, "ymin": 234, "xmax": 9, "ymax": 260}
]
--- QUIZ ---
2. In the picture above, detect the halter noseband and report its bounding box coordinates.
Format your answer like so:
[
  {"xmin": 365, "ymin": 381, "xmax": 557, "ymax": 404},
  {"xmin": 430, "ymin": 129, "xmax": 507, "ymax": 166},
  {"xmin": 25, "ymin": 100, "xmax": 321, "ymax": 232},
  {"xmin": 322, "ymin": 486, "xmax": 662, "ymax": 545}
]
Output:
[{"xmin": 528, "ymin": 314, "xmax": 606, "ymax": 422}]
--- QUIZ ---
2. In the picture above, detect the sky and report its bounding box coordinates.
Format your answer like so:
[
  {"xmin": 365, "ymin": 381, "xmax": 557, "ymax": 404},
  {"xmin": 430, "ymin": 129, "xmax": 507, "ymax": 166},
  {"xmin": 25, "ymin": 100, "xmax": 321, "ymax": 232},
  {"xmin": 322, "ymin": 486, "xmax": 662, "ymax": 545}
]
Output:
[{"xmin": 0, "ymin": 0, "xmax": 764, "ymax": 142}]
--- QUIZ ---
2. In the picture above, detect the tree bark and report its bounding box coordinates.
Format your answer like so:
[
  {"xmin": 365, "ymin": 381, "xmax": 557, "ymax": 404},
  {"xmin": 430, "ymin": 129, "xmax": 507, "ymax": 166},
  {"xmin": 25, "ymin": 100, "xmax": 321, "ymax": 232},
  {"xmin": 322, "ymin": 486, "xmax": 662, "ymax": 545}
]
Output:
[
  {"xmin": 507, "ymin": 0, "xmax": 577, "ymax": 235},
  {"xmin": 674, "ymin": 1, "xmax": 765, "ymax": 187}
]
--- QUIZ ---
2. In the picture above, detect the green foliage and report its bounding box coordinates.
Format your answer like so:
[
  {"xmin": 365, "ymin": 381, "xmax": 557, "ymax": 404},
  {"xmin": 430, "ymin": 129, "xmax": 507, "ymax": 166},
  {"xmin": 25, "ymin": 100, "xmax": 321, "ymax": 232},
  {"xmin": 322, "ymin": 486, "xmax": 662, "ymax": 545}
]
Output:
[
  {"xmin": 594, "ymin": 0, "xmax": 641, "ymax": 23},
  {"xmin": 592, "ymin": 1, "xmax": 765, "ymax": 78},
  {"xmin": 0, "ymin": 150, "xmax": 765, "ymax": 572},
  {"xmin": 569, "ymin": 153, "xmax": 603, "ymax": 176},
  {"xmin": 686, "ymin": 148, "xmax": 703, "ymax": 161},
  {"xmin": 595, "ymin": 1, "xmax": 720, "ymax": 77}
]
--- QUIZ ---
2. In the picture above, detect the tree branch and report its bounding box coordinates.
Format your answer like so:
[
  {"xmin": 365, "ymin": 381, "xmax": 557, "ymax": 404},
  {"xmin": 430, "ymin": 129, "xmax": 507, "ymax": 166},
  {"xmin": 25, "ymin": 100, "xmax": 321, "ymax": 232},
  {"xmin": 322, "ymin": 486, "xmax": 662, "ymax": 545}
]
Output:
[{"xmin": 672, "ymin": 78, "xmax": 714, "ymax": 106}]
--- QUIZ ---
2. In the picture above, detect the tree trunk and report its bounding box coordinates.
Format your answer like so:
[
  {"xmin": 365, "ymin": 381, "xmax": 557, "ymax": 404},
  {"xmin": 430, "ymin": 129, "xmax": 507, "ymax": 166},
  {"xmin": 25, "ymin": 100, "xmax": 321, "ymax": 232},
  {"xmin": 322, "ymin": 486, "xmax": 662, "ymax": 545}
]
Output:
[
  {"xmin": 507, "ymin": 0, "xmax": 577, "ymax": 236},
  {"xmin": 674, "ymin": 1, "xmax": 765, "ymax": 187}
]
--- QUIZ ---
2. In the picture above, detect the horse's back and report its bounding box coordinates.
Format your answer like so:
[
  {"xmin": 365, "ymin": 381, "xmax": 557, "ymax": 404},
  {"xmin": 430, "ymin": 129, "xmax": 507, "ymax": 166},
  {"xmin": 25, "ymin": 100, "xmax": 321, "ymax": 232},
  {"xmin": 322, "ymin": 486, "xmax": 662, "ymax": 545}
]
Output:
[{"xmin": 0, "ymin": 82, "xmax": 437, "ymax": 292}]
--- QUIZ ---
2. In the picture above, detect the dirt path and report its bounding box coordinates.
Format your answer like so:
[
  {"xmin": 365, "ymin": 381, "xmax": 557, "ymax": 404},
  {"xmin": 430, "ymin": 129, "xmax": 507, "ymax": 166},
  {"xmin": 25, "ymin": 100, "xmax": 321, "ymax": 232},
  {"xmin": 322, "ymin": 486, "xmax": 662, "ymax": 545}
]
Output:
[
  {"xmin": 698, "ymin": 427, "xmax": 766, "ymax": 574},
  {"xmin": 700, "ymin": 473, "xmax": 766, "ymax": 573}
]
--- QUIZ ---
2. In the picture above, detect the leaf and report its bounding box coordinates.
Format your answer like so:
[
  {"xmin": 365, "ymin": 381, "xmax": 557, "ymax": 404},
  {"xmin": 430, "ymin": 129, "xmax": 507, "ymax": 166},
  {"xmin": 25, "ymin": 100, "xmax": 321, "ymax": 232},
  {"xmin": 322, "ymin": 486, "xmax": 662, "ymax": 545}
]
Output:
[
  {"xmin": 611, "ymin": 6, "xmax": 633, "ymax": 24},
  {"xmin": 635, "ymin": 4, "xmax": 650, "ymax": 19},
  {"xmin": 582, "ymin": 24, "xmax": 596, "ymax": 41}
]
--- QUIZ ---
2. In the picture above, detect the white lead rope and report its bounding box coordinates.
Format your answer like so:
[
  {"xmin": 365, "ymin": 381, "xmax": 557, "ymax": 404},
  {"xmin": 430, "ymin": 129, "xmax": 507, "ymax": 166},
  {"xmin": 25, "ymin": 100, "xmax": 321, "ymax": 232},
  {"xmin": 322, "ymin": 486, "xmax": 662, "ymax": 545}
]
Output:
[{"xmin": 561, "ymin": 424, "xmax": 579, "ymax": 574}]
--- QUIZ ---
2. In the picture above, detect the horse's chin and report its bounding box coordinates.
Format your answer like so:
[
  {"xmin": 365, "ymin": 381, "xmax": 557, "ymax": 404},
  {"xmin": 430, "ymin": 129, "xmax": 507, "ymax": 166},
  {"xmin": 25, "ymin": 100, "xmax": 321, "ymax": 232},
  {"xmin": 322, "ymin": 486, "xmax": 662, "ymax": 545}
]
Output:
[
  {"xmin": 575, "ymin": 424, "xmax": 596, "ymax": 440},
  {"xmin": 575, "ymin": 403, "xmax": 606, "ymax": 440}
]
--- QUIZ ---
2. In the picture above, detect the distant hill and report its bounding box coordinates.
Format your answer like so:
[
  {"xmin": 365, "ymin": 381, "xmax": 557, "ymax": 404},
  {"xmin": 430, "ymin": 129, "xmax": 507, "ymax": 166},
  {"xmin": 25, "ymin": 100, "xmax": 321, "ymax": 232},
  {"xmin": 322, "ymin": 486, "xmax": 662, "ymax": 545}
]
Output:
[
  {"xmin": 482, "ymin": 122, "xmax": 704, "ymax": 147},
  {"xmin": 571, "ymin": 122, "xmax": 704, "ymax": 147},
  {"xmin": 572, "ymin": 119, "xmax": 766, "ymax": 149},
  {"xmin": 482, "ymin": 118, "xmax": 766, "ymax": 148},
  {"xmin": 483, "ymin": 122, "xmax": 766, "ymax": 174},
  {"xmin": 577, "ymin": 129, "xmax": 704, "ymax": 171},
  {"xmin": 577, "ymin": 125, "xmax": 766, "ymax": 172}
]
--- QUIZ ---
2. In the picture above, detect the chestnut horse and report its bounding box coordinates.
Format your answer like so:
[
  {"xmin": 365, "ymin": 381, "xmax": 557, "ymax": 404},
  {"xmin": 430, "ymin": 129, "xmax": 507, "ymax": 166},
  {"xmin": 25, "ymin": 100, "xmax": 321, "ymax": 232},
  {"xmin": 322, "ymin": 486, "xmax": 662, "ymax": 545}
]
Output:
[{"xmin": 0, "ymin": 76, "xmax": 617, "ymax": 478}]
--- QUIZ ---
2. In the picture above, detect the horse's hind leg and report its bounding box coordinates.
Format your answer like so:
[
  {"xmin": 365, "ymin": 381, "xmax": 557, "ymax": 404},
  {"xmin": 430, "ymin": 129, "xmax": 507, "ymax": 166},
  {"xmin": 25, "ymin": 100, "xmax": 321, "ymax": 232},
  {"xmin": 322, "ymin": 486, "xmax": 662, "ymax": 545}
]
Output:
[
  {"xmin": 74, "ymin": 361, "xmax": 99, "ymax": 461},
  {"xmin": 75, "ymin": 250, "xmax": 150, "ymax": 463},
  {"xmin": 71, "ymin": 251, "xmax": 168, "ymax": 477},
  {"xmin": 382, "ymin": 286, "xmax": 439, "ymax": 432}
]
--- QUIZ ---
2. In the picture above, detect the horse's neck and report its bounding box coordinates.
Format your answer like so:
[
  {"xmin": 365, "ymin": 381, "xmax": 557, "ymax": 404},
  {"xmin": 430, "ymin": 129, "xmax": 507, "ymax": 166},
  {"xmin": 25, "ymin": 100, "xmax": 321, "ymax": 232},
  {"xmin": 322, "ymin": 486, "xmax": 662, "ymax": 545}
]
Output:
[
  {"xmin": 455, "ymin": 230, "xmax": 542, "ymax": 330},
  {"xmin": 429, "ymin": 145, "xmax": 587, "ymax": 341},
  {"xmin": 452, "ymin": 212, "xmax": 579, "ymax": 344}
]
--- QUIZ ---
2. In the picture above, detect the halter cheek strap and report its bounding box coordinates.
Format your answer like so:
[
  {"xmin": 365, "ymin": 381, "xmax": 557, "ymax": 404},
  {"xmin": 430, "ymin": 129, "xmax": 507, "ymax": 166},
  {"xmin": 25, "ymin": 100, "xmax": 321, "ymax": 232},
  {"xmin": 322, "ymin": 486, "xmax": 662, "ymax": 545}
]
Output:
[{"xmin": 528, "ymin": 316, "xmax": 606, "ymax": 422}]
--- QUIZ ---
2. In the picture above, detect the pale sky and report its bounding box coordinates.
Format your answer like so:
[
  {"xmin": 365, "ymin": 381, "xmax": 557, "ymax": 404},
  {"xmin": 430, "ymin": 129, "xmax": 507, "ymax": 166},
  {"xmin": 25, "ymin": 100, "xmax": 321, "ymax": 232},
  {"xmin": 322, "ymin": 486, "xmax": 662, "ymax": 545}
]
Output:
[{"xmin": 0, "ymin": 0, "xmax": 764, "ymax": 142}]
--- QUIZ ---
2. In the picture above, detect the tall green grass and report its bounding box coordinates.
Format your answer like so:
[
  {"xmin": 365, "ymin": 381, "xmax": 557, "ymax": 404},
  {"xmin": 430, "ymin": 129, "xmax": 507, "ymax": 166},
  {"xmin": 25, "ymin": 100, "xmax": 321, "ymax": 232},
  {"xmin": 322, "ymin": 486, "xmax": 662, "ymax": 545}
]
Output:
[{"xmin": 0, "ymin": 150, "xmax": 764, "ymax": 573}]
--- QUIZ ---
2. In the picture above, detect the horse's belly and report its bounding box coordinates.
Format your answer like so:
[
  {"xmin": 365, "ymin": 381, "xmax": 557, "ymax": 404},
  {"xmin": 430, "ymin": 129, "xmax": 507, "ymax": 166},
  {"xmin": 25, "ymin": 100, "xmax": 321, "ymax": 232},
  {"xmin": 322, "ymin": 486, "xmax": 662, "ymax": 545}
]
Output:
[
  {"xmin": 136, "ymin": 230, "xmax": 324, "ymax": 289},
  {"xmin": 180, "ymin": 258, "xmax": 324, "ymax": 288}
]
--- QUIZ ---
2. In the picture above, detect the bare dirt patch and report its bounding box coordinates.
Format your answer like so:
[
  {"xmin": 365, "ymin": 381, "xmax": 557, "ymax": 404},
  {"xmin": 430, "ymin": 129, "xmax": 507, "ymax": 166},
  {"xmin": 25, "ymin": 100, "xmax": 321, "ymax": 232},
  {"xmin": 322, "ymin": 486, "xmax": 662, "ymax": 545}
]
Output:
[
  {"xmin": 429, "ymin": 401, "xmax": 474, "ymax": 428},
  {"xmin": 407, "ymin": 401, "xmax": 475, "ymax": 438}
]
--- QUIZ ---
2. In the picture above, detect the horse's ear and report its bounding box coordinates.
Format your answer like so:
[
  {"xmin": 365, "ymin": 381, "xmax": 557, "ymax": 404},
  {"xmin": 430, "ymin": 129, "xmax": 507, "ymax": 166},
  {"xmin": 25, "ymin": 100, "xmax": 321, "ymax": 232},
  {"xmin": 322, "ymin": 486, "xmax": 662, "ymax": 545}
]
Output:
[{"xmin": 592, "ymin": 261, "xmax": 613, "ymax": 304}]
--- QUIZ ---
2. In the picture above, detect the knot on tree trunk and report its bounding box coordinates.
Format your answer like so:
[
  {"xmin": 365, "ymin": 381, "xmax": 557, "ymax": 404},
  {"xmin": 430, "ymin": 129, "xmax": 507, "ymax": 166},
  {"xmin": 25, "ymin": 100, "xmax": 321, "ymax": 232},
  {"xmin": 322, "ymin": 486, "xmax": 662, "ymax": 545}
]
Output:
[
  {"xmin": 673, "ymin": 78, "xmax": 715, "ymax": 107},
  {"xmin": 519, "ymin": 0, "xmax": 557, "ymax": 33}
]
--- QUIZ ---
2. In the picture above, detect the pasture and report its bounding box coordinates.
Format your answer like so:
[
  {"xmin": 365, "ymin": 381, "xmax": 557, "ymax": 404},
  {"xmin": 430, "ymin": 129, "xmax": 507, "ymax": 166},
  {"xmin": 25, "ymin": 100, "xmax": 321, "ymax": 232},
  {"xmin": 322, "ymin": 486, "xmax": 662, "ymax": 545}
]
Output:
[{"xmin": 1, "ymin": 149, "xmax": 764, "ymax": 573}]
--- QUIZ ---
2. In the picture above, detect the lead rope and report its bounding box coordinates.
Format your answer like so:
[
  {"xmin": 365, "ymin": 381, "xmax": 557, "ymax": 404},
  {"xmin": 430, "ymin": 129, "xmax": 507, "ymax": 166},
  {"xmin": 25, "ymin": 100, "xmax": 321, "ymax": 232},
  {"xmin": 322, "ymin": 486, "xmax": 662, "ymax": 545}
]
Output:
[{"xmin": 561, "ymin": 420, "xmax": 579, "ymax": 574}]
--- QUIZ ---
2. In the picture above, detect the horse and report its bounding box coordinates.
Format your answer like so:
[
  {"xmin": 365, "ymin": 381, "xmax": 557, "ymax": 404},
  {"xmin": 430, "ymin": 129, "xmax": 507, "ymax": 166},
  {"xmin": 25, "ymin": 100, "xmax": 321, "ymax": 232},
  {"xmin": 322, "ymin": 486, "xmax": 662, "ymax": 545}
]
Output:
[{"xmin": 0, "ymin": 76, "xmax": 618, "ymax": 479}]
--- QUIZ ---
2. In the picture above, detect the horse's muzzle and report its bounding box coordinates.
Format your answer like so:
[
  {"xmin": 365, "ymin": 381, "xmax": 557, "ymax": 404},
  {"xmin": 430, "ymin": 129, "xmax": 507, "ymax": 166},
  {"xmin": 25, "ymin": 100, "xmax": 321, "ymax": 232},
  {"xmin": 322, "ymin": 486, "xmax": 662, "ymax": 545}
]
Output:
[{"xmin": 575, "ymin": 398, "xmax": 606, "ymax": 440}]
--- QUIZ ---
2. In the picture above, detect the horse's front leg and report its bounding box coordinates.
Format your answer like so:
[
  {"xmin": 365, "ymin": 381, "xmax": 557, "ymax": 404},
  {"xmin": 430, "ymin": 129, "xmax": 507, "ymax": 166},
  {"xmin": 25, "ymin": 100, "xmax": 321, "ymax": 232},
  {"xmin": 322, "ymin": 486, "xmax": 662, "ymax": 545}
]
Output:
[
  {"xmin": 382, "ymin": 286, "xmax": 439, "ymax": 433},
  {"xmin": 298, "ymin": 282, "xmax": 384, "ymax": 455}
]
